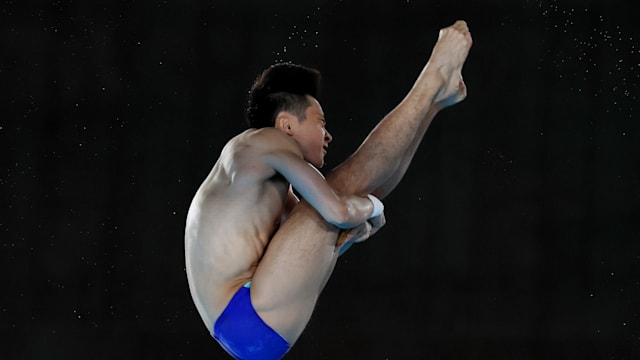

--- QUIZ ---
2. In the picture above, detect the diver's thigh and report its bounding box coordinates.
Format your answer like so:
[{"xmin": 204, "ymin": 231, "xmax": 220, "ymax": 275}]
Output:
[{"xmin": 250, "ymin": 201, "xmax": 340, "ymax": 344}]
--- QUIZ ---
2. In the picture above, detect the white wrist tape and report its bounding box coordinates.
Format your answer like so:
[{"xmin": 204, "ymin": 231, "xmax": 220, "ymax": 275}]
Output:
[{"xmin": 367, "ymin": 194, "xmax": 384, "ymax": 218}]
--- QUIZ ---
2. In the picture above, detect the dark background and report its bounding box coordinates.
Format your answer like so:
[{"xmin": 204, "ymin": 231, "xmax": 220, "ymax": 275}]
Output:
[{"xmin": 2, "ymin": 0, "xmax": 639, "ymax": 359}]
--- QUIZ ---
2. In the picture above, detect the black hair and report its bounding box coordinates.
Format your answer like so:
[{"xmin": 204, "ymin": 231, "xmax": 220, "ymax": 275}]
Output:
[{"xmin": 245, "ymin": 62, "xmax": 321, "ymax": 129}]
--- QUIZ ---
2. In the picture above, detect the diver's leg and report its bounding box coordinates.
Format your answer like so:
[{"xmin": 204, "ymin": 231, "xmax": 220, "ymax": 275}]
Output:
[
  {"xmin": 250, "ymin": 20, "xmax": 472, "ymax": 346},
  {"xmin": 327, "ymin": 21, "xmax": 471, "ymax": 199}
]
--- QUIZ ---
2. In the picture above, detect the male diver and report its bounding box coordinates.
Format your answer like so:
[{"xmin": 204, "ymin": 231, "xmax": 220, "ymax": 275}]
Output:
[{"xmin": 185, "ymin": 20, "xmax": 473, "ymax": 359}]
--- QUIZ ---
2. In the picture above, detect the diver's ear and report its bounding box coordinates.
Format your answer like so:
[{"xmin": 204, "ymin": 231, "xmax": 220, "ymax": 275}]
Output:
[{"xmin": 275, "ymin": 112, "xmax": 295, "ymax": 135}]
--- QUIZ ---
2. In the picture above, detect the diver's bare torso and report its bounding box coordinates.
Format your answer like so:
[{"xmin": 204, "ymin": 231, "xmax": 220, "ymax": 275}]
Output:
[{"xmin": 184, "ymin": 128, "xmax": 297, "ymax": 332}]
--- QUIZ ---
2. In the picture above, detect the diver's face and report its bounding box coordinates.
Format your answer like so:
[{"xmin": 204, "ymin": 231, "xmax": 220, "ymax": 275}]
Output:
[{"xmin": 291, "ymin": 96, "xmax": 333, "ymax": 168}]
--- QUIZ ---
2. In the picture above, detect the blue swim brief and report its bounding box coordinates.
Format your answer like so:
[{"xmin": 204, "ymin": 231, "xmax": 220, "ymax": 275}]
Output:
[{"xmin": 213, "ymin": 282, "xmax": 290, "ymax": 360}]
